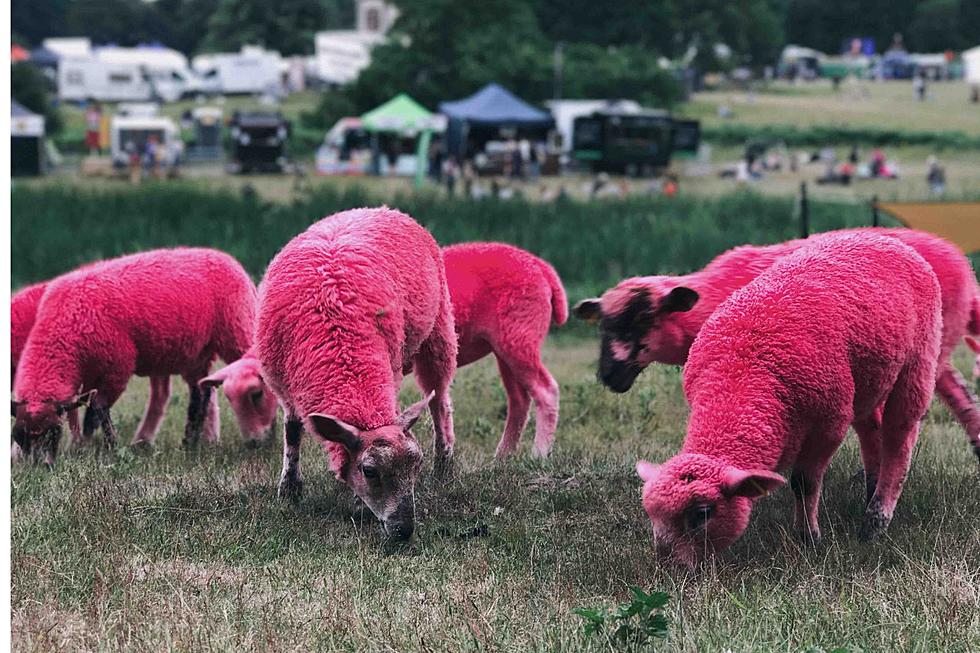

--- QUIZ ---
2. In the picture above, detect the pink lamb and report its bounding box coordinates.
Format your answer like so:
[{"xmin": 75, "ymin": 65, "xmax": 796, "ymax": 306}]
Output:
[
  {"xmin": 637, "ymin": 232, "xmax": 942, "ymax": 567},
  {"xmin": 256, "ymin": 207, "xmax": 457, "ymax": 540},
  {"xmin": 443, "ymin": 242, "xmax": 567, "ymax": 458},
  {"xmin": 575, "ymin": 227, "xmax": 980, "ymax": 458},
  {"xmin": 199, "ymin": 350, "xmax": 278, "ymax": 444},
  {"xmin": 12, "ymin": 248, "xmax": 257, "ymax": 463},
  {"xmin": 209, "ymin": 241, "xmax": 568, "ymax": 458},
  {"xmin": 12, "ymin": 276, "xmax": 171, "ymax": 449}
]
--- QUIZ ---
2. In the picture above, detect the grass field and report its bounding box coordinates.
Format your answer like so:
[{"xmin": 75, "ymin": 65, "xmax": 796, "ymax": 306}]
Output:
[
  {"xmin": 10, "ymin": 183, "xmax": 980, "ymax": 650},
  {"xmin": 681, "ymin": 80, "xmax": 980, "ymax": 137},
  {"xmin": 11, "ymin": 340, "xmax": 980, "ymax": 651}
]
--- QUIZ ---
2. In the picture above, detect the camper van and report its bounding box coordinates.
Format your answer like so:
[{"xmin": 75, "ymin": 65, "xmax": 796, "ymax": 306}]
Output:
[
  {"xmin": 58, "ymin": 59, "xmax": 154, "ymax": 102},
  {"xmin": 193, "ymin": 47, "xmax": 282, "ymax": 96}
]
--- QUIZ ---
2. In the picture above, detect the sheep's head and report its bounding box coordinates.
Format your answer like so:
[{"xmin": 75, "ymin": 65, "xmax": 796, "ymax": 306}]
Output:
[
  {"xmin": 11, "ymin": 390, "xmax": 95, "ymax": 465},
  {"xmin": 574, "ymin": 281, "xmax": 699, "ymax": 392},
  {"xmin": 636, "ymin": 453, "xmax": 784, "ymax": 568},
  {"xmin": 307, "ymin": 393, "xmax": 431, "ymax": 541},
  {"xmin": 200, "ymin": 357, "xmax": 277, "ymax": 445}
]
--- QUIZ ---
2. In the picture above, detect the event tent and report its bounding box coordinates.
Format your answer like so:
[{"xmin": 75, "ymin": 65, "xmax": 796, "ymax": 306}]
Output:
[
  {"xmin": 11, "ymin": 101, "xmax": 45, "ymax": 176},
  {"xmin": 361, "ymin": 93, "xmax": 445, "ymax": 134},
  {"xmin": 439, "ymin": 83, "xmax": 552, "ymax": 126}
]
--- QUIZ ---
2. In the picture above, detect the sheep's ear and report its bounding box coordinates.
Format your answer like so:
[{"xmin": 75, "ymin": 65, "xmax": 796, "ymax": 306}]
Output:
[
  {"xmin": 636, "ymin": 460, "xmax": 660, "ymax": 483},
  {"xmin": 58, "ymin": 389, "xmax": 97, "ymax": 414},
  {"xmin": 721, "ymin": 467, "xmax": 785, "ymax": 499},
  {"xmin": 200, "ymin": 369, "xmax": 230, "ymax": 390},
  {"xmin": 573, "ymin": 298, "xmax": 602, "ymax": 324},
  {"xmin": 397, "ymin": 391, "xmax": 434, "ymax": 431},
  {"xmin": 660, "ymin": 286, "xmax": 699, "ymax": 314},
  {"xmin": 966, "ymin": 336, "xmax": 980, "ymax": 355},
  {"xmin": 308, "ymin": 414, "xmax": 362, "ymax": 451}
]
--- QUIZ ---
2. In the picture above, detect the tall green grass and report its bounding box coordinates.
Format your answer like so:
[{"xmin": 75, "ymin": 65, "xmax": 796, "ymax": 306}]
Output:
[{"xmin": 12, "ymin": 184, "xmax": 890, "ymax": 297}]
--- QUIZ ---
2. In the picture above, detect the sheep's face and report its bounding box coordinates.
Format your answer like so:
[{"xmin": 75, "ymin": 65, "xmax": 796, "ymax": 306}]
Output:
[
  {"xmin": 636, "ymin": 454, "xmax": 784, "ymax": 568},
  {"xmin": 574, "ymin": 282, "xmax": 699, "ymax": 393},
  {"xmin": 308, "ymin": 393, "xmax": 431, "ymax": 541},
  {"xmin": 201, "ymin": 358, "xmax": 277, "ymax": 444},
  {"xmin": 11, "ymin": 391, "xmax": 93, "ymax": 465}
]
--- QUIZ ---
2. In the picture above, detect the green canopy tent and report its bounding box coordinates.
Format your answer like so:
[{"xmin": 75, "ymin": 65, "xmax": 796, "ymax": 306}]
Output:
[{"xmin": 360, "ymin": 93, "xmax": 446, "ymax": 186}]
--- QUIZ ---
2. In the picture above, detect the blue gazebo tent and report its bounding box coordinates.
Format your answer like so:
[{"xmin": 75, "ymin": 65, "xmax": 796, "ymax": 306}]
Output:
[{"xmin": 438, "ymin": 83, "xmax": 553, "ymax": 157}]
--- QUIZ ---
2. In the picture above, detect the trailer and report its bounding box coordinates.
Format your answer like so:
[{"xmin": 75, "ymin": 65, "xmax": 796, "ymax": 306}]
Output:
[
  {"xmin": 572, "ymin": 110, "xmax": 678, "ymax": 176},
  {"xmin": 229, "ymin": 112, "xmax": 290, "ymax": 173},
  {"xmin": 192, "ymin": 46, "xmax": 282, "ymax": 96},
  {"xmin": 110, "ymin": 115, "xmax": 180, "ymax": 167},
  {"xmin": 58, "ymin": 58, "xmax": 153, "ymax": 102}
]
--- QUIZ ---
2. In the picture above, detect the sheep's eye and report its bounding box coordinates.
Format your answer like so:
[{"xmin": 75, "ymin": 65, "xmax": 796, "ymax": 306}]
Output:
[
  {"xmin": 249, "ymin": 389, "xmax": 263, "ymax": 405},
  {"xmin": 361, "ymin": 464, "xmax": 379, "ymax": 479},
  {"xmin": 686, "ymin": 505, "xmax": 714, "ymax": 530}
]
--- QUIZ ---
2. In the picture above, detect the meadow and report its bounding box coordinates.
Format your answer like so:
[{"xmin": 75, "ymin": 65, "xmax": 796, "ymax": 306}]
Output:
[{"xmin": 10, "ymin": 185, "xmax": 980, "ymax": 651}]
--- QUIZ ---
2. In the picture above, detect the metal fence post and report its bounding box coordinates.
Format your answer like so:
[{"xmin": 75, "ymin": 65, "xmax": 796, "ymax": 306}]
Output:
[{"xmin": 871, "ymin": 195, "xmax": 880, "ymax": 226}]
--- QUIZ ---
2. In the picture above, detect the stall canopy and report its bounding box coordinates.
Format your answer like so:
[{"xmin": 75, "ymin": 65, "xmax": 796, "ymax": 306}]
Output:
[
  {"xmin": 439, "ymin": 83, "xmax": 552, "ymax": 126},
  {"xmin": 878, "ymin": 202, "xmax": 980, "ymax": 253},
  {"xmin": 360, "ymin": 93, "xmax": 445, "ymax": 135},
  {"xmin": 11, "ymin": 44, "xmax": 30, "ymax": 62}
]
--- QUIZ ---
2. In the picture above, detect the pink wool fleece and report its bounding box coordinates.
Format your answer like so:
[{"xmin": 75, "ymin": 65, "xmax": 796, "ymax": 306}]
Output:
[
  {"xmin": 638, "ymin": 232, "xmax": 942, "ymax": 567},
  {"xmin": 443, "ymin": 242, "xmax": 567, "ymax": 458},
  {"xmin": 582, "ymin": 227, "xmax": 980, "ymax": 456},
  {"xmin": 257, "ymin": 207, "xmax": 458, "ymax": 539},
  {"xmin": 11, "ymin": 281, "xmax": 47, "ymax": 378},
  {"xmin": 13, "ymin": 248, "xmax": 256, "ymax": 458}
]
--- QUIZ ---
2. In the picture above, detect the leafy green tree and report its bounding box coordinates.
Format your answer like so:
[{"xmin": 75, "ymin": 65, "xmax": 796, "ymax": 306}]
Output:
[
  {"xmin": 12, "ymin": 62, "xmax": 63, "ymax": 135},
  {"xmin": 12, "ymin": 0, "xmax": 71, "ymax": 47},
  {"xmin": 202, "ymin": 0, "xmax": 352, "ymax": 55}
]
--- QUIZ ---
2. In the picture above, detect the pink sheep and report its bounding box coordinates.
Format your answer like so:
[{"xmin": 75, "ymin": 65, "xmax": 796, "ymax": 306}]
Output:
[
  {"xmin": 12, "ymin": 278, "xmax": 171, "ymax": 450},
  {"xmin": 199, "ymin": 350, "xmax": 278, "ymax": 444},
  {"xmin": 12, "ymin": 248, "xmax": 257, "ymax": 463},
  {"xmin": 443, "ymin": 242, "xmax": 567, "ymax": 458},
  {"xmin": 576, "ymin": 227, "xmax": 980, "ymax": 459},
  {"xmin": 256, "ymin": 207, "xmax": 457, "ymax": 540},
  {"xmin": 637, "ymin": 232, "xmax": 942, "ymax": 567},
  {"xmin": 209, "ymin": 241, "xmax": 568, "ymax": 458}
]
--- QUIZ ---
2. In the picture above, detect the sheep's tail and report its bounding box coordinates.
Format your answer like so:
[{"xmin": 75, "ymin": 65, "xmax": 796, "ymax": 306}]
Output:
[{"xmin": 538, "ymin": 259, "xmax": 568, "ymax": 326}]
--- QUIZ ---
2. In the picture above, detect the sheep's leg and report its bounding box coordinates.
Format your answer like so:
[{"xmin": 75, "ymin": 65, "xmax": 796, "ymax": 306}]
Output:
[
  {"xmin": 67, "ymin": 409, "xmax": 83, "ymax": 446},
  {"xmin": 82, "ymin": 406, "xmax": 99, "ymax": 440},
  {"xmin": 90, "ymin": 404, "xmax": 117, "ymax": 450},
  {"xmin": 182, "ymin": 382, "xmax": 209, "ymax": 448},
  {"xmin": 527, "ymin": 366, "xmax": 560, "ymax": 459},
  {"xmin": 278, "ymin": 417, "xmax": 304, "ymax": 499},
  {"xmin": 413, "ymin": 305, "xmax": 458, "ymax": 476},
  {"xmin": 791, "ymin": 420, "xmax": 847, "ymax": 545},
  {"xmin": 132, "ymin": 376, "xmax": 172, "ymax": 448},
  {"xmin": 860, "ymin": 362, "xmax": 932, "ymax": 541},
  {"xmin": 853, "ymin": 416, "xmax": 883, "ymax": 504},
  {"xmin": 934, "ymin": 362, "xmax": 980, "ymax": 460},
  {"xmin": 203, "ymin": 387, "xmax": 220, "ymax": 444},
  {"xmin": 493, "ymin": 357, "xmax": 532, "ymax": 459}
]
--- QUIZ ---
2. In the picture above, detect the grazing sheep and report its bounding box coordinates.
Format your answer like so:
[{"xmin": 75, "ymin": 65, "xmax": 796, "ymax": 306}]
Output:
[
  {"xmin": 256, "ymin": 207, "xmax": 457, "ymax": 539},
  {"xmin": 637, "ymin": 232, "xmax": 941, "ymax": 567},
  {"xmin": 443, "ymin": 242, "xmax": 567, "ymax": 458},
  {"xmin": 12, "ymin": 248, "xmax": 256, "ymax": 463},
  {"xmin": 199, "ymin": 351, "xmax": 278, "ymax": 444},
  {"xmin": 12, "ymin": 277, "xmax": 174, "ymax": 448},
  {"xmin": 576, "ymin": 228, "xmax": 980, "ymax": 458}
]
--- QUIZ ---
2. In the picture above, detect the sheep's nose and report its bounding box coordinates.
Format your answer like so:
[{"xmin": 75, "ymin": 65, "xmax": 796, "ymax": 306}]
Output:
[{"xmin": 387, "ymin": 521, "xmax": 414, "ymax": 541}]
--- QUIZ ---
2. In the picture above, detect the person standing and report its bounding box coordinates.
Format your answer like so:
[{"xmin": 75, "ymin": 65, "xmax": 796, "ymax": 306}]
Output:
[
  {"xmin": 913, "ymin": 72, "xmax": 927, "ymax": 101},
  {"xmin": 84, "ymin": 101, "xmax": 103, "ymax": 155},
  {"xmin": 926, "ymin": 156, "xmax": 945, "ymax": 195}
]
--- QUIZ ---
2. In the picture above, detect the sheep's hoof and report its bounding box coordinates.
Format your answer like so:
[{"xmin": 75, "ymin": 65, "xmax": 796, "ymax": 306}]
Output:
[
  {"xmin": 277, "ymin": 474, "xmax": 304, "ymax": 501},
  {"xmin": 433, "ymin": 452, "xmax": 454, "ymax": 479},
  {"xmin": 858, "ymin": 507, "xmax": 890, "ymax": 542},
  {"xmin": 799, "ymin": 529, "xmax": 822, "ymax": 548},
  {"xmin": 130, "ymin": 441, "xmax": 155, "ymax": 456}
]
